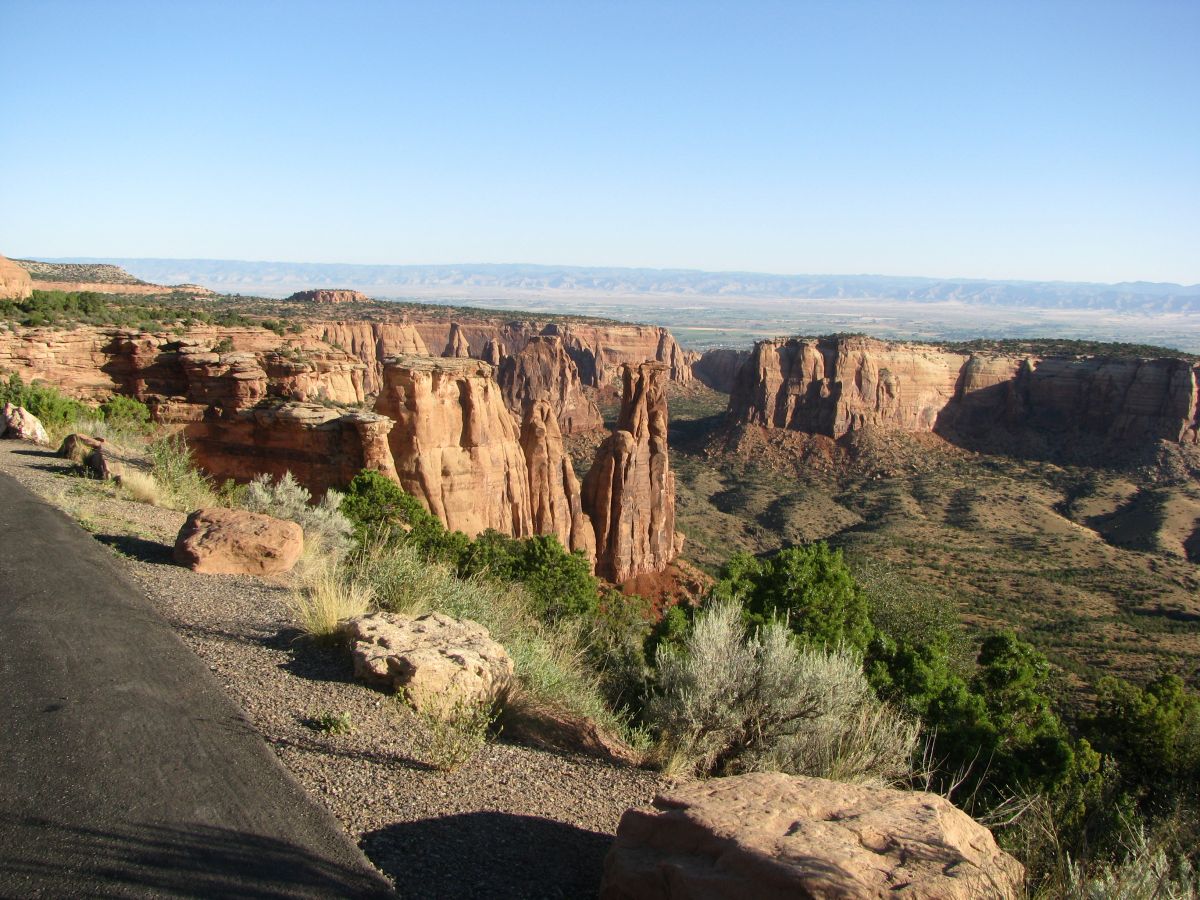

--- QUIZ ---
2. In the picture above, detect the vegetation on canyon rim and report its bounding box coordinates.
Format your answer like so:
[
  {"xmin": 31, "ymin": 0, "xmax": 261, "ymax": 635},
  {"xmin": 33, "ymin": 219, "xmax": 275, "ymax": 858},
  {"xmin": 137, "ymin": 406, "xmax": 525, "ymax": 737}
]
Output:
[{"xmin": 5, "ymin": 354, "xmax": 1199, "ymax": 895}]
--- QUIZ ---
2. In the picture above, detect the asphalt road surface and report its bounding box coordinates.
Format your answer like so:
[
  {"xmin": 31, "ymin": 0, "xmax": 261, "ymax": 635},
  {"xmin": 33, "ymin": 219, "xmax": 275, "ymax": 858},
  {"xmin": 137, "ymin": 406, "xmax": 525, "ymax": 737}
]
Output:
[{"xmin": 0, "ymin": 470, "xmax": 394, "ymax": 898}]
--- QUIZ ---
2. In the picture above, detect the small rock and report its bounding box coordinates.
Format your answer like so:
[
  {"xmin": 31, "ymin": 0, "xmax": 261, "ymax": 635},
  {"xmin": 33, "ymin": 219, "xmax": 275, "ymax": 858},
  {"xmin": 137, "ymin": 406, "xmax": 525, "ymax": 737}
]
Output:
[
  {"xmin": 1, "ymin": 403, "xmax": 49, "ymax": 445},
  {"xmin": 338, "ymin": 612, "xmax": 513, "ymax": 715},
  {"xmin": 173, "ymin": 507, "xmax": 304, "ymax": 575}
]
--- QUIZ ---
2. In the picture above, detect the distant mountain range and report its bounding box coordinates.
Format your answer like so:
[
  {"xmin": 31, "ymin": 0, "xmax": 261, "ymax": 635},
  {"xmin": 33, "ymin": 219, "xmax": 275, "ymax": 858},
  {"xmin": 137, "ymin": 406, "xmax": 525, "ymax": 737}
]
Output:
[{"xmin": 42, "ymin": 258, "xmax": 1200, "ymax": 314}]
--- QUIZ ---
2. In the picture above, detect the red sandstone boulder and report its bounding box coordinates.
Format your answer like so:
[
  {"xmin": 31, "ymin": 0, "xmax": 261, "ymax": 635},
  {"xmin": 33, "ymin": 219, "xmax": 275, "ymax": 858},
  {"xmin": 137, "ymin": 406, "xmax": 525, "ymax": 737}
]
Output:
[
  {"xmin": 173, "ymin": 508, "xmax": 303, "ymax": 575},
  {"xmin": 57, "ymin": 432, "xmax": 104, "ymax": 464},
  {"xmin": 1, "ymin": 403, "xmax": 49, "ymax": 444},
  {"xmin": 602, "ymin": 772, "xmax": 1023, "ymax": 900}
]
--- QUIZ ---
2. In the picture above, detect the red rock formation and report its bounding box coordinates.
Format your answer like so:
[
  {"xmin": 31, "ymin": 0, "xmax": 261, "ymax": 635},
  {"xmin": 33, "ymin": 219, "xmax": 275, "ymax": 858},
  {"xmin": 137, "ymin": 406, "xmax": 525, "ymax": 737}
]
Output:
[
  {"xmin": 374, "ymin": 355, "xmax": 534, "ymax": 538},
  {"xmin": 185, "ymin": 403, "xmax": 396, "ymax": 496},
  {"xmin": 520, "ymin": 399, "xmax": 596, "ymax": 562},
  {"xmin": 541, "ymin": 323, "xmax": 693, "ymax": 385},
  {"xmin": 0, "ymin": 254, "xmax": 33, "ymax": 300},
  {"xmin": 582, "ymin": 363, "xmax": 682, "ymax": 583},
  {"xmin": 497, "ymin": 335, "xmax": 604, "ymax": 434},
  {"xmin": 692, "ymin": 347, "xmax": 750, "ymax": 393},
  {"xmin": 728, "ymin": 336, "xmax": 1200, "ymax": 449},
  {"xmin": 304, "ymin": 321, "xmax": 429, "ymax": 395},
  {"xmin": 443, "ymin": 322, "xmax": 472, "ymax": 358},
  {"xmin": 286, "ymin": 289, "xmax": 370, "ymax": 304}
]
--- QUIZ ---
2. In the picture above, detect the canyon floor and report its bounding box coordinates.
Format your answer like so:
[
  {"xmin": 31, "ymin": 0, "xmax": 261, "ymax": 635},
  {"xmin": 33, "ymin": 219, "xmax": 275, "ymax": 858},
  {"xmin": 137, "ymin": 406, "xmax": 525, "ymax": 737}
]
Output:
[
  {"xmin": 0, "ymin": 442, "xmax": 663, "ymax": 900},
  {"xmin": 664, "ymin": 385, "xmax": 1200, "ymax": 689}
]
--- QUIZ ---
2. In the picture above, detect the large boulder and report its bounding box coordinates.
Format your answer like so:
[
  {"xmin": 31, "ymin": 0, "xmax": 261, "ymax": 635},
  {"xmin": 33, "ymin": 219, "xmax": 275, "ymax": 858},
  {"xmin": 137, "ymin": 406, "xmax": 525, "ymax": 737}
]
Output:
[
  {"xmin": 601, "ymin": 772, "xmax": 1024, "ymax": 900},
  {"xmin": 173, "ymin": 508, "xmax": 303, "ymax": 575},
  {"xmin": 1, "ymin": 403, "xmax": 49, "ymax": 445},
  {"xmin": 338, "ymin": 612, "xmax": 513, "ymax": 715}
]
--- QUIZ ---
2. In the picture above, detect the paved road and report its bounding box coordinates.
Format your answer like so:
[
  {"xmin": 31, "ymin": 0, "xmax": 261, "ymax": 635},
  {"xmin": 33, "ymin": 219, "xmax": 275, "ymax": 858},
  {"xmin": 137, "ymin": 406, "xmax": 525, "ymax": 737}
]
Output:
[{"xmin": 0, "ymin": 470, "xmax": 394, "ymax": 898}]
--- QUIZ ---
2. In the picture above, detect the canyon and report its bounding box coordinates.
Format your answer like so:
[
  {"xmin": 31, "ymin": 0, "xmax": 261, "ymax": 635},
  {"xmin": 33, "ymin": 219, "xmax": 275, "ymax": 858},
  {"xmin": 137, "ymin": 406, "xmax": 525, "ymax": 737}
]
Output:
[{"xmin": 0, "ymin": 316, "xmax": 682, "ymax": 581}]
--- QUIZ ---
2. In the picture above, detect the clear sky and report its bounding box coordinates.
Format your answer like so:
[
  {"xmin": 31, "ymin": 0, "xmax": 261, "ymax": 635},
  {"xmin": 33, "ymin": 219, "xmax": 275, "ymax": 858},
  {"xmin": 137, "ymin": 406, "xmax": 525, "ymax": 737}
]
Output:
[{"xmin": 1, "ymin": 0, "xmax": 1197, "ymax": 283}]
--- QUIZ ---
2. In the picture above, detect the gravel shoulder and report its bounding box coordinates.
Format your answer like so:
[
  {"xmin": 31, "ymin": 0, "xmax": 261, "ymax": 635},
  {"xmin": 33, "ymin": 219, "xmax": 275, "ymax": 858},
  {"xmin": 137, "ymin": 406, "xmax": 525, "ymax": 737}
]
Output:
[{"xmin": 0, "ymin": 440, "xmax": 664, "ymax": 899}]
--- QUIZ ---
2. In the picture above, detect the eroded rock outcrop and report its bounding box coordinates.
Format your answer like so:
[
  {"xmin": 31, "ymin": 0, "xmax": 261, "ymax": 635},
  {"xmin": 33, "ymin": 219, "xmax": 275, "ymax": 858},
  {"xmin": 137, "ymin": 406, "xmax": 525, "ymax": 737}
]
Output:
[
  {"xmin": 185, "ymin": 403, "xmax": 396, "ymax": 496},
  {"xmin": 692, "ymin": 347, "xmax": 750, "ymax": 393},
  {"xmin": 729, "ymin": 336, "xmax": 1200, "ymax": 451},
  {"xmin": 375, "ymin": 356, "xmax": 535, "ymax": 538},
  {"xmin": 338, "ymin": 612, "xmax": 514, "ymax": 714},
  {"xmin": 286, "ymin": 288, "xmax": 370, "ymax": 304},
  {"xmin": 0, "ymin": 254, "xmax": 33, "ymax": 300},
  {"xmin": 173, "ymin": 508, "xmax": 303, "ymax": 575},
  {"xmin": 602, "ymin": 772, "xmax": 1024, "ymax": 900},
  {"xmin": 443, "ymin": 322, "xmax": 472, "ymax": 358},
  {"xmin": 497, "ymin": 335, "xmax": 604, "ymax": 434},
  {"xmin": 520, "ymin": 399, "xmax": 596, "ymax": 563},
  {"xmin": 582, "ymin": 363, "xmax": 681, "ymax": 583}
]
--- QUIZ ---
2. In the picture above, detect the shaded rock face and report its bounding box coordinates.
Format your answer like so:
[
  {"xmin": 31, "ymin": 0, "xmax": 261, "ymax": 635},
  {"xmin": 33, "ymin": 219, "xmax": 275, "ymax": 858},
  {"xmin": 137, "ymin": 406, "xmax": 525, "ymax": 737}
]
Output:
[
  {"xmin": 375, "ymin": 356, "xmax": 535, "ymax": 539},
  {"xmin": 0, "ymin": 254, "xmax": 33, "ymax": 300},
  {"xmin": 692, "ymin": 347, "xmax": 750, "ymax": 393},
  {"xmin": 338, "ymin": 612, "xmax": 514, "ymax": 714},
  {"xmin": 582, "ymin": 363, "xmax": 681, "ymax": 583},
  {"xmin": 173, "ymin": 508, "xmax": 303, "ymax": 575},
  {"xmin": 541, "ymin": 323, "xmax": 693, "ymax": 386},
  {"xmin": 286, "ymin": 288, "xmax": 370, "ymax": 304},
  {"xmin": 185, "ymin": 403, "xmax": 396, "ymax": 496},
  {"xmin": 729, "ymin": 336, "xmax": 1200, "ymax": 451},
  {"xmin": 497, "ymin": 335, "xmax": 604, "ymax": 434},
  {"xmin": 519, "ymin": 399, "xmax": 596, "ymax": 563},
  {"xmin": 601, "ymin": 772, "xmax": 1024, "ymax": 900}
]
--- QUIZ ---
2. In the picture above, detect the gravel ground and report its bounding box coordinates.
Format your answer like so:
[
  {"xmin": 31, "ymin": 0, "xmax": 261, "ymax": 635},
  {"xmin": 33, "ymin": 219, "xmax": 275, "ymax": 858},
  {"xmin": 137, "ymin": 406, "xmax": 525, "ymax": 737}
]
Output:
[{"xmin": 0, "ymin": 440, "xmax": 665, "ymax": 899}]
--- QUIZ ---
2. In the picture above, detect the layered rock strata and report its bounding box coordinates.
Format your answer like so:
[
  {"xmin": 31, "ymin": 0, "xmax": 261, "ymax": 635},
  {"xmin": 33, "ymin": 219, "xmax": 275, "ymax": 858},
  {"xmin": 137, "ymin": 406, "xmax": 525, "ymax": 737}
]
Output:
[
  {"xmin": 582, "ymin": 363, "xmax": 682, "ymax": 583},
  {"xmin": 497, "ymin": 335, "xmax": 604, "ymax": 434},
  {"xmin": 184, "ymin": 403, "xmax": 396, "ymax": 496},
  {"xmin": 730, "ymin": 336, "xmax": 1200, "ymax": 448},
  {"xmin": 286, "ymin": 289, "xmax": 370, "ymax": 304},
  {"xmin": 691, "ymin": 347, "xmax": 750, "ymax": 393}
]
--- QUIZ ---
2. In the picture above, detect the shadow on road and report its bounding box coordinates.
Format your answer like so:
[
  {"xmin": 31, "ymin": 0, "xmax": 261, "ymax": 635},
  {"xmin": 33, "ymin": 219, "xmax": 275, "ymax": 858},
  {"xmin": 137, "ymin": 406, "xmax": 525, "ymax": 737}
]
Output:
[
  {"xmin": 362, "ymin": 811, "xmax": 612, "ymax": 899},
  {"xmin": 0, "ymin": 817, "xmax": 394, "ymax": 898}
]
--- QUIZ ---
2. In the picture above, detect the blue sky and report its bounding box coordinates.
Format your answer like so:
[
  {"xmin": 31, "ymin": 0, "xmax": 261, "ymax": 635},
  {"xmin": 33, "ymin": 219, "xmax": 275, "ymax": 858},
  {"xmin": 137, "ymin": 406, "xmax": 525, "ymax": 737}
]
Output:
[{"xmin": 1, "ymin": 1, "xmax": 1197, "ymax": 283}]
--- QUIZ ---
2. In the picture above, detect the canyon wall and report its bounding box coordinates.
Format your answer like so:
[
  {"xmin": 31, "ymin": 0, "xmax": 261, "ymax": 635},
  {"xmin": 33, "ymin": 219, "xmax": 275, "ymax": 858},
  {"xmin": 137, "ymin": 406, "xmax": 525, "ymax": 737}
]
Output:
[
  {"xmin": 692, "ymin": 347, "xmax": 750, "ymax": 393},
  {"xmin": 0, "ymin": 255, "xmax": 33, "ymax": 300},
  {"xmin": 497, "ymin": 335, "xmax": 604, "ymax": 434},
  {"xmin": 582, "ymin": 363, "xmax": 682, "ymax": 583},
  {"xmin": 728, "ymin": 336, "xmax": 1200, "ymax": 449}
]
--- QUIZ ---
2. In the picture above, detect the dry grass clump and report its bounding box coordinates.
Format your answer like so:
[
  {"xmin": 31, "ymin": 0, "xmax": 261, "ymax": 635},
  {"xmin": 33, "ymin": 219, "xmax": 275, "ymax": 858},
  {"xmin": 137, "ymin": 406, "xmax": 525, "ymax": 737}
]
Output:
[
  {"xmin": 286, "ymin": 540, "xmax": 374, "ymax": 639},
  {"xmin": 405, "ymin": 695, "xmax": 499, "ymax": 772},
  {"xmin": 147, "ymin": 434, "xmax": 217, "ymax": 511},
  {"xmin": 116, "ymin": 470, "xmax": 164, "ymax": 506},
  {"xmin": 647, "ymin": 600, "xmax": 918, "ymax": 784},
  {"xmin": 353, "ymin": 540, "xmax": 633, "ymax": 744}
]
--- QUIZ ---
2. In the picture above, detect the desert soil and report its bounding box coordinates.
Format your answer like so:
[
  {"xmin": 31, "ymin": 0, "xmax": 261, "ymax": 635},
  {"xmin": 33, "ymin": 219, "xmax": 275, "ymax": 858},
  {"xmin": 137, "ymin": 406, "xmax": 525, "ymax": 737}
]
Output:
[{"xmin": 0, "ymin": 440, "xmax": 664, "ymax": 900}]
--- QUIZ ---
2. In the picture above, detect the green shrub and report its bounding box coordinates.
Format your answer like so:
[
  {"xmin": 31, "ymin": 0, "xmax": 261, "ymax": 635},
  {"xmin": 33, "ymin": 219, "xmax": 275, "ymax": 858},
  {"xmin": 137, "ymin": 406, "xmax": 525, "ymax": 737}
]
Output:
[
  {"xmin": 0, "ymin": 371, "xmax": 89, "ymax": 431},
  {"xmin": 646, "ymin": 600, "xmax": 917, "ymax": 783},
  {"xmin": 459, "ymin": 530, "xmax": 598, "ymax": 621},
  {"xmin": 146, "ymin": 433, "xmax": 216, "ymax": 511},
  {"xmin": 243, "ymin": 471, "xmax": 354, "ymax": 558},
  {"xmin": 99, "ymin": 394, "xmax": 152, "ymax": 432},
  {"xmin": 711, "ymin": 543, "xmax": 872, "ymax": 649},
  {"xmin": 405, "ymin": 695, "xmax": 498, "ymax": 772}
]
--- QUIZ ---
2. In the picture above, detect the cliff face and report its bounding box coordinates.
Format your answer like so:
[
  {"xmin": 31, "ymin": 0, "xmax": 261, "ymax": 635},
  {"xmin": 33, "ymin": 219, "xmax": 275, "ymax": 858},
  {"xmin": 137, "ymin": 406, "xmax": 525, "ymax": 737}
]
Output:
[
  {"xmin": 728, "ymin": 336, "xmax": 1200, "ymax": 449},
  {"xmin": 497, "ymin": 335, "xmax": 604, "ymax": 434},
  {"xmin": 520, "ymin": 399, "xmax": 596, "ymax": 562},
  {"xmin": 186, "ymin": 404, "xmax": 396, "ymax": 496},
  {"xmin": 374, "ymin": 356, "xmax": 535, "ymax": 539},
  {"xmin": 692, "ymin": 347, "xmax": 750, "ymax": 393},
  {"xmin": 582, "ymin": 363, "xmax": 682, "ymax": 583},
  {"xmin": 0, "ymin": 255, "xmax": 33, "ymax": 300}
]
